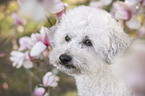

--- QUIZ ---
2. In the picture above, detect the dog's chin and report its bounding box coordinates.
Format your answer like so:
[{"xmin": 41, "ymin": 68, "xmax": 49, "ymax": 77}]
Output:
[{"xmin": 55, "ymin": 62, "xmax": 81, "ymax": 75}]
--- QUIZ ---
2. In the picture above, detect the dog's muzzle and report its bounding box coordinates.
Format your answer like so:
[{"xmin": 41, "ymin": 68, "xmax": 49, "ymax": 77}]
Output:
[{"xmin": 59, "ymin": 54, "xmax": 76, "ymax": 69}]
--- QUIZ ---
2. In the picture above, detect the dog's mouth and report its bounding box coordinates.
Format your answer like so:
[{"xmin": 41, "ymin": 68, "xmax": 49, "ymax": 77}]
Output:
[{"xmin": 60, "ymin": 62, "xmax": 76, "ymax": 69}]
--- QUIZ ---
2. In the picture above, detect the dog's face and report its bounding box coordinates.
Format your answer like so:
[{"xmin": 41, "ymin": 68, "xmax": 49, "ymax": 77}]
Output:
[{"xmin": 49, "ymin": 6, "xmax": 130, "ymax": 76}]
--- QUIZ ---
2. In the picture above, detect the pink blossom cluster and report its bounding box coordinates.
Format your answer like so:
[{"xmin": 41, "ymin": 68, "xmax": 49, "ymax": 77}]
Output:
[
  {"xmin": 10, "ymin": 0, "xmax": 67, "ymax": 69},
  {"xmin": 10, "ymin": 0, "xmax": 66, "ymax": 95},
  {"xmin": 34, "ymin": 72, "xmax": 59, "ymax": 96},
  {"xmin": 12, "ymin": 0, "xmax": 67, "ymax": 25},
  {"xmin": 17, "ymin": 0, "xmax": 67, "ymax": 21},
  {"xmin": 10, "ymin": 26, "xmax": 59, "ymax": 95},
  {"xmin": 89, "ymin": 0, "xmax": 145, "ymax": 37},
  {"xmin": 10, "ymin": 26, "xmax": 50, "ymax": 69}
]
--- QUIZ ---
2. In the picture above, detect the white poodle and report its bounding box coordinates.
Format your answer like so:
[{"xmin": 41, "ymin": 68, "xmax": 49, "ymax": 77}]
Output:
[{"xmin": 49, "ymin": 6, "xmax": 134, "ymax": 96}]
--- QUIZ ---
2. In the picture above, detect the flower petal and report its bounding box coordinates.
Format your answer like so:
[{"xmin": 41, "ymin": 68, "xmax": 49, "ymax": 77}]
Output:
[
  {"xmin": 125, "ymin": 0, "xmax": 137, "ymax": 5},
  {"xmin": 11, "ymin": 54, "xmax": 25, "ymax": 68},
  {"xmin": 111, "ymin": 1, "xmax": 135, "ymax": 20},
  {"xmin": 31, "ymin": 5, "xmax": 47, "ymax": 21},
  {"xmin": 10, "ymin": 51, "xmax": 25, "ymax": 67},
  {"xmin": 31, "ymin": 33, "xmax": 42, "ymax": 44},
  {"xmin": 18, "ymin": 36, "xmax": 33, "ymax": 51},
  {"xmin": 115, "ymin": 9, "xmax": 131, "ymax": 20},
  {"xmin": 16, "ymin": 57, "xmax": 24, "ymax": 68},
  {"xmin": 33, "ymin": 87, "xmax": 46, "ymax": 96},
  {"xmin": 30, "ymin": 42, "xmax": 47, "ymax": 56},
  {"xmin": 126, "ymin": 15, "xmax": 141, "ymax": 29},
  {"xmin": 43, "ymin": 72, "xmax": 59, "ymax": 87},
  {"xmin": 10, "ymin": 51, "xmax": 24, "ymax": 57},
  {"xmin": 19, "ymin": 0, "xmax": 47, "ymax": 21},
  {"xmin": 40, "ymin": 26, "xmax": 50, "ymax": 46},
  {"xmin": 56, "ymin": 3, "xmax": 67, "ymax": 18},
  {"xmin": 48, "ymin": 2, "xmax": 64, "ymax": 13}
]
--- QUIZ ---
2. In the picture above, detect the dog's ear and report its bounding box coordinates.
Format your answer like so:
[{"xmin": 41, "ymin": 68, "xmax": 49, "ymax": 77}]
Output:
[{"xmin": 104, "ymin": 27, "xmax": 131, "ymax": 64}]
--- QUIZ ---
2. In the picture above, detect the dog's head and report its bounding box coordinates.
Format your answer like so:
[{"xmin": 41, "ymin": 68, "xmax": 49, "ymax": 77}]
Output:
[{"xmin": 49, "ymin": 6, "xmax": 131, "ymax": 76}]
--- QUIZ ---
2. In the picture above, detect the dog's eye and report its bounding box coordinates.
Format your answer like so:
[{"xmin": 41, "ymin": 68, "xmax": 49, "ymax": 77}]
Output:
[
  {"xmin": 65, "ymin": 35, "xmax": 71, "ymax": 42},
  {"xmin": 83, "ymin": 39, "xmax": 92, "ymax": 46}
]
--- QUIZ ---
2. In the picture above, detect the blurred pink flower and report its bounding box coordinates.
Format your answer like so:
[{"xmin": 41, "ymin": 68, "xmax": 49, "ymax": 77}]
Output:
[
  {"xmin": 30, "ymin": 26, "xmax": 50, "ymax": 57},
  {"xmin": 43, "ymin": 72, "xmax": 59, "ymax": 87},
  {"xmin": 126, "ymin": 15, "xmax": 141, "ymax": 29},
  {"xmin": 10, "ymin": 51, "xmax": 33, "ymax": 69},
  {"xmin": 19, "ymin": 36, "xmax": 33, "ymax": 51},
  {"xmin": 33, "ymin": 87, "xmax": 49, "ymax": 96},
  {"xmin": 125, "ymin": 0, "xmax": 138, "ymax": 5},
  {"xmin": 89, "ymin": 1, "xmax": 104, "ymax": 9},
  {"xmin": 12, "ymin": 13, "xmax": 23, "ymax": 25},
  {"xmin": 137, "ymin": 27, "xmax": 145, "ymax": 37},
  {"xmin": 18, "ymin": 0, "xmax": 66, "ymax": 21},
  {"xmin": 56, "ymin": 3, "xmax": 68, "ymax": 18},
  {"xmin": 44, "ymin": 0, "xmax": 65, "ymax": 13},
  {"xmin": 111, "ymin": 1, "xmax": 135, "ymax": 20}
]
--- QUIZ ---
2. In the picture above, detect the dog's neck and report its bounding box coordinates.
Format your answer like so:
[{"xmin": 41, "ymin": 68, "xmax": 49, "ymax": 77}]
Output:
[{"xmin": 74, "ymin": 65, "xmax": 133, "ymax": 96}]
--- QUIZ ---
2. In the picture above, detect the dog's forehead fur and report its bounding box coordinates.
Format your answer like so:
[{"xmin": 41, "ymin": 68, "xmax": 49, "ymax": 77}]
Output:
[
  {"xmin": 57, "ymin": 6, "xmax": 120, "ymax": 35},
  {"xmin": 54, "ymin": 6, "xmax": 125, "ymax": 47}
]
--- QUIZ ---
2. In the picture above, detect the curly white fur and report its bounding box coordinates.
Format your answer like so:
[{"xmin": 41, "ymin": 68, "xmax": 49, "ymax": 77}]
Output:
[{"xmin": 49, "ymin": 6, "xmax": 133, "ymax": 96}]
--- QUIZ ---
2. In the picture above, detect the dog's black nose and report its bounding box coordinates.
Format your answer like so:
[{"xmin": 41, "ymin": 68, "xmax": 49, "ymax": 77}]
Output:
[{"xmin": 59, "ymin": 54, "xmax": 72, "ymax": 64}]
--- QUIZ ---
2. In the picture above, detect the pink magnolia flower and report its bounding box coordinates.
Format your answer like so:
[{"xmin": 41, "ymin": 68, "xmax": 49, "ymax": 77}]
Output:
[
  {"xmin": 44, "ymin": 0, "xmax": 65, "ymax": 13},
  {"xmin": 43, "ymin": 72, "xmax": 59, "ymax": 87},
  {"xmin": 89, "ymin": 1, "xmax": 104, "ymax": 9},
  {"xmin": 10, "ymin": 51, "xmax": 33, "ymax": 69},
  {"xmin": 18, "ymin": 0, "xmax": 66, "ymax": 21},
  {"xmin": 56, "ymin": 3, "xmax": 68, "ymax": 18},
  {"xmin": 30, "ymin": 26, "xmax": 50, "ymax": 57},
  {"xmin": 33, "ymin": 87, "xmax": 49, "ymax": 96},
  {"xmin": 12, "ymin": 13, "xmax": 23, "ymax": 25},
  {"xmin": 111, "ymin": 1, "xmax": 135, "ymax": 20}
]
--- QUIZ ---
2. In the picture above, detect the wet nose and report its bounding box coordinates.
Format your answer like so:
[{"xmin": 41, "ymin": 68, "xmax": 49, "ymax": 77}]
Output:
[{"xmin": 59, "ymin": 54, "xmax": 72, "ymax": 64}]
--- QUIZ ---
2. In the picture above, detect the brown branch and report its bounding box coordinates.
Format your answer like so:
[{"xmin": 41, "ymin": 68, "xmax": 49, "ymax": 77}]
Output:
[
  {"xmin": 28, "ymin": 75, "xmax": 33, "ymax": 96},
  {"xmin": 25, "ymin": 69, "xmax": 41, "ymax": 83}
]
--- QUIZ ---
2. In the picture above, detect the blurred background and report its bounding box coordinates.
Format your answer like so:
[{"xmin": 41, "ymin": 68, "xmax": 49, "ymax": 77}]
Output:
[{"xmin": 0, "ymin": 0, "xmax": 145, "ymax": 96}]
